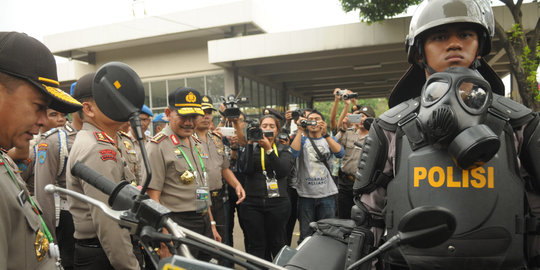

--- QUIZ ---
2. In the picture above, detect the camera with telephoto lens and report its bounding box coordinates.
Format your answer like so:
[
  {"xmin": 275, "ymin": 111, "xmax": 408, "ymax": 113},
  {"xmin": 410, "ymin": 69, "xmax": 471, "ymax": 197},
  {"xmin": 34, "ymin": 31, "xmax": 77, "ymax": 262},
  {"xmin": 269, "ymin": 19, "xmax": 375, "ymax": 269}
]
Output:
[
  {"xmin": 291, "ymin": 108, "xmax": 305, "ymax": 121},
  {"xmin": 300, "ymin": 119, "xmax": 318, "ymax": 128},
  {"xmin": 221, "ymin": 94, "xmax": 248, "ymax": 119},
  {"xmin": 342, "ymin": 92, "xmax": 358, "ymax": 100},
  {"xmin": 246, "ymin": 119, "xmax": 263, "ymax": 141}
]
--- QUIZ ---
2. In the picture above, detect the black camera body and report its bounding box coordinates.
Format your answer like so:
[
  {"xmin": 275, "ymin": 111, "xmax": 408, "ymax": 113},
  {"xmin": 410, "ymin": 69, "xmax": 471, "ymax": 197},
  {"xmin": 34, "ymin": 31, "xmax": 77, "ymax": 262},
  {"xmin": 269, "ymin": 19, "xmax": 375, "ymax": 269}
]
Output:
[
  {"xmin": 342, "ymin": 93, "xmax": 358, "ymax": 100},
  {"xmin": 263, "ymin": 131, "xmax": 274, "ymax": 138},
  {"xmin": 277, "ymin": 131, "xmax": 289, "ymax": 141},
  {"xmin": 246, "ymin": 119, "xmax": 263, "ymax": 141},
  {"xmin": 300, "ymin": 119, "xmax": 318, "ymax": 128},
  {"xmin": 222, "ymin": 94, "xmax": 248, "ymax": 119},
  {"xmin": 292, "ymin": 109, "xmax": 305, "ymax": 121}
]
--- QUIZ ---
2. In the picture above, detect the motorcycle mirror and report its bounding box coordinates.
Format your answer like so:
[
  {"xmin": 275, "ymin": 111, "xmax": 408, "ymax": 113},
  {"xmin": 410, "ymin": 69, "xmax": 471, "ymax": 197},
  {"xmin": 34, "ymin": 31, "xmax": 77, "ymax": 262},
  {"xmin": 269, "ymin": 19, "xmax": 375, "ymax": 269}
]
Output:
[
  {"xmin": 397, "ymin": 205, "xmax": 456, "ymax": 248},
  {"xmin": 347, "ymin": 206, "xmax": 456, "ymax": 270},
  {"xmin": 93, "ymin": 62, "xmax": 145, "ymax": 122}
]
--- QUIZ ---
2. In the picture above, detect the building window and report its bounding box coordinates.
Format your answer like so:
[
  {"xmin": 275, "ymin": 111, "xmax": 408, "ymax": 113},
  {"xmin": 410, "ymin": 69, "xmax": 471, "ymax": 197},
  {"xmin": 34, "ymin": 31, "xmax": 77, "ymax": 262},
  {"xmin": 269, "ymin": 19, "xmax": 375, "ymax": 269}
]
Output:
[
  {"xmin": 150, "ymin": 81, "xmax": 167, "ymax": 108},
  {"xmin": 186, "ymin": 77, "xmax": 205, "ymax": 94}
]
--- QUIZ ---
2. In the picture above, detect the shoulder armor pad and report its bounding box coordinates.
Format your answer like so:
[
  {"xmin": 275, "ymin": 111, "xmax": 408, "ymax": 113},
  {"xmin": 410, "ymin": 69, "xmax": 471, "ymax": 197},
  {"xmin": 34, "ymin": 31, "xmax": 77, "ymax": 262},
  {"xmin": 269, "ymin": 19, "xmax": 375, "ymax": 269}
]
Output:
[
  {"xmin": 378, "ymin": 98, "xmax": 420, "ymax": 131},
  {"xmin": 491, "ymin": 94, "xmax": 533, "ymax": 128},
  {"xmin": 41, "ymin": 128, "xmax": 59, "ymax": 138},
  {"xmin": 150, "ymin": 133, "xmax": 167, "ymax": 144}
]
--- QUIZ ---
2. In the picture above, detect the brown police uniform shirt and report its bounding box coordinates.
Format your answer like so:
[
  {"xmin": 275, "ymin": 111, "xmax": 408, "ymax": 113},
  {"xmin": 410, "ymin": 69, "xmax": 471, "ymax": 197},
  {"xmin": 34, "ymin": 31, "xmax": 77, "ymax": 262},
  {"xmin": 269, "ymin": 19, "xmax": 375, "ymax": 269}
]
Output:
[
  {"xmin": 193, "ymin": 131, "xmax": 230, "ymax": 191},
  {"xmin": 66, "ymin": 123, "xmax": 140, "ymax": 270},
  {"xmin": 16, "ymin": 137, "xmax": 40, "ymax": 195},
  {"xmin": 0, "ymin": 151, "xmax": 56, "ymax": 270},
  {"xmin": 147, "ymin": 125, "xmax": 210, "ymax": 212},
  {"xmin": 335, "ymin": 129, "xmax": 365, "ymax": 176},
  {"xmin": 34, "ymin": 123, "xmax": 77, "ymax": 240},
  {"xmin": 118, "ymin": 131, "xmax": 146, "ymax": 186}
]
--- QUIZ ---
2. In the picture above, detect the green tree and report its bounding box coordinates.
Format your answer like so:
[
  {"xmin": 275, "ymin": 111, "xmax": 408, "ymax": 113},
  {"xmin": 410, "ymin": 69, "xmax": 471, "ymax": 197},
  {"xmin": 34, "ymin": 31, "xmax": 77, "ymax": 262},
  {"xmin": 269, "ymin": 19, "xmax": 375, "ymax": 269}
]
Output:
[{"xmin": 340, "ymin": 0, "xmax": 540, "ymax": 111}]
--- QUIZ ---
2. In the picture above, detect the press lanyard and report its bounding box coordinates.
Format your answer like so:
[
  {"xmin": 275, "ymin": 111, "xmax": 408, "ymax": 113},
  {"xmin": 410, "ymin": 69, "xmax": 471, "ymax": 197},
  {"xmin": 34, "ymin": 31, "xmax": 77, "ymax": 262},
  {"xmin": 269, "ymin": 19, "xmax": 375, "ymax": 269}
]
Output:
[
  {"xmin": 177, "ymin": 145, "xmax": 206, "ymax": 185},
  {"xmin": 260, "ymin": 143, "xmax": 279, "ymax": 172},
  {"xmin": 0, "ymin": 154, "xmax": 54, "ymax": 243}
]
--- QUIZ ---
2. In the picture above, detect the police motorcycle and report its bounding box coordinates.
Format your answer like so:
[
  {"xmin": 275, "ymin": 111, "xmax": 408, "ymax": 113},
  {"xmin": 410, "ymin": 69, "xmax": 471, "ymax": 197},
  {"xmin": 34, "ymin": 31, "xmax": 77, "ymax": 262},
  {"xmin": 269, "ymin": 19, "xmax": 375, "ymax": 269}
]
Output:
[{"xmin": 46, "ymin": 62, "xmax": 457, "ymax": 270}]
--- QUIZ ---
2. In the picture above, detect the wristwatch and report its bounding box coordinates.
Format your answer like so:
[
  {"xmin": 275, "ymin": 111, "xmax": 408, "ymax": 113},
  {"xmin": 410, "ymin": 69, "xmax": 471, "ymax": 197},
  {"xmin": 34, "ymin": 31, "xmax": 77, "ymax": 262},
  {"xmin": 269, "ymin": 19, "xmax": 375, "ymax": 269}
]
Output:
[
  {"xmin": 266, "ymin": 149, "xmax": 274, "ymax": 155},
  {"xmin": 210, "ymin": 221, "xmax": 216, "ymax": 226},
  {"xmin": 322, "ymin": 134, "xmax": 330, "ymax": 138}
]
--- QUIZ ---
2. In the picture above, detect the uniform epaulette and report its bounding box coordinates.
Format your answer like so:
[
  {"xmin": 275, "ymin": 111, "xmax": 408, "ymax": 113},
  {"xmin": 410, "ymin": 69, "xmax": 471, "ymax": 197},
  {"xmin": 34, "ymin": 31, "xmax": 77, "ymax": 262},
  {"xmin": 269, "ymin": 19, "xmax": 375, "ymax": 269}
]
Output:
[
  {"xmin": 151, "ymin": 133, "xmax": 167, "ymax": 144},
  {"xmin": 191, "ymin": 135, "xmax": 202, "ymax": 144},
  {"xmin": 119, "ymin": 131, "xmax": 133, "ymax": 139},
  {"xmin": 41, "ymin": 128, "xmax": 59, "ymax": 139},
  {"xmin": 210, "ymin": 130, "xmax": 222, "ymax": 140},
  {"xmin": 94, "ymin": 131, "xmax": 113, "ymax": 144},
  {"xmin": 63, "ymin": 122, "xmax": 76, "ymax": 134}
]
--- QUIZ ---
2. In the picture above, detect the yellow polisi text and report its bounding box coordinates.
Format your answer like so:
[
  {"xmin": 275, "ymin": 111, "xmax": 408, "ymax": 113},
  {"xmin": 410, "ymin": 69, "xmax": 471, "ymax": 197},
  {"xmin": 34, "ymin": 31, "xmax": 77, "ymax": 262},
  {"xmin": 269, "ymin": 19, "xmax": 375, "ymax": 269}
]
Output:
[{"xmin": 413, "ymin": 166, "xmax": 494, "ymax": 189}]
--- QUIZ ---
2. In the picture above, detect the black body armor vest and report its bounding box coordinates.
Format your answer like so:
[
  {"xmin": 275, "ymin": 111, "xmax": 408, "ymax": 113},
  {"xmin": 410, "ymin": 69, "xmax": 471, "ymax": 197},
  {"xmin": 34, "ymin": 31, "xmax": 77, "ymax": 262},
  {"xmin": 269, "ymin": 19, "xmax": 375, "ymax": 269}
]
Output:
[{"xmin": 384, "ymin": 119, "xmax": 526, "ymax": 269}]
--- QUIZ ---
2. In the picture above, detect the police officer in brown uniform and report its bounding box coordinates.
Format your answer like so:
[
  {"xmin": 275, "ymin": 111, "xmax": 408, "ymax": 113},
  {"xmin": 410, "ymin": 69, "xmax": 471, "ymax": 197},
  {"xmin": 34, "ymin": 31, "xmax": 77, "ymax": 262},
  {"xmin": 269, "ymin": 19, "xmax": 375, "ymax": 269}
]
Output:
[
  {"xmin": 66, "ymin": 72, "xmax": 141, "ymax": 270},
  {"xmin": 34, "ymin": 120, "xmax": 78, "ymax": 269},
  {"xmin": 193, "ymin": 95, "xmax": 246, "ymax": 249},
  {"xmin": 147, "ymin": 87, "xmax": 215, "ymax": 260},
  {"xmin": 118, "ymin": 129, "xmax": 146, "ymax": 186},
  {"xmin": 335, "ymin": 105, "xmax": 374, "ymax": 219},
  {"xmin": 0, "ymin": 31, "xmax": 82, "ymax": 269}
]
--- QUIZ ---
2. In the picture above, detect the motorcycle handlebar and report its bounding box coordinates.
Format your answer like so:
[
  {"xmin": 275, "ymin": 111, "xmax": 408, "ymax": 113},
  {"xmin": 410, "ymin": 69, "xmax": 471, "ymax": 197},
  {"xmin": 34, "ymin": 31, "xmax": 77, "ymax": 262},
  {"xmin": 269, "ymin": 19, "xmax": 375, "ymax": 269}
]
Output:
[{"xmin": 72, "ymin": 161, "xmax": 117, "ymax": 196}]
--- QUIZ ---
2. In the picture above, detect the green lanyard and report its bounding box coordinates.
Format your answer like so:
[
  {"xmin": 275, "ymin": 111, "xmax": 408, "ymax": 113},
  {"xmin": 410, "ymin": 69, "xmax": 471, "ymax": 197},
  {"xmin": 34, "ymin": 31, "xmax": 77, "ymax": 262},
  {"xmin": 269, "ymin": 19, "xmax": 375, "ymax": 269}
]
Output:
[
  {"xmin": 260, "ymin": 143, "xmax": 279, "ymax": 172},
  {"xmin": 177, "ymin": 145, "xmax": 206, "ymax": 185},
  {"xmin": 0, "ymin": 154, "xmax": 54, "ymax": 243}
]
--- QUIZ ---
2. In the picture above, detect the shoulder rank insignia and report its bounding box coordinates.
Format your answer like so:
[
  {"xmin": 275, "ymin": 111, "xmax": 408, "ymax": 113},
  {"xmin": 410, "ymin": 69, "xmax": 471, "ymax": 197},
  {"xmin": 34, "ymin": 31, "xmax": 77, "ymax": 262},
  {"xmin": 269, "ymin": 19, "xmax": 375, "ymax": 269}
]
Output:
[
  {"xmin": 64, "ymin": 123, "xmax": 74, "ymax": 133},
  {"xmin": 210, "ymin": 130, "xmax": 222, "ymax": 140},
  {"xmin": 41, "ymin": 128, "xmax": 59, "ymax": 138},
  {"xmin": 211, "ymin": 132, "xmax": 224, "ymax": 152},
  {"xmin": 170, "ymin": 134, "xmax": 180, "ymax": 146},
  {"xmin": 191, "ymin": 135, "xmax": 202, "ymax": 144},
  {"xmin": 119, "ymin": 131, "xmax": 133, "ymax": 139},
  {"xmin": 151, "ymin": 133, "xmax": 167, "ymax": 144},
  {"xmin": 94, "ymin": 131, "xmax": 111, "ymax": 144}
]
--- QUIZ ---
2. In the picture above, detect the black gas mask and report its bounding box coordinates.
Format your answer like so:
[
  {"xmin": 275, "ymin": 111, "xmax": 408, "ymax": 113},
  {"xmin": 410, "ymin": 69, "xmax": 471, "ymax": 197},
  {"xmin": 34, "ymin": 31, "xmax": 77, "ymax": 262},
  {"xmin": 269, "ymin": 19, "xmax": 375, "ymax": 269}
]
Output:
[{"xmin": 417, "ymin": 67, "xmax": 500, "ymax": 170}]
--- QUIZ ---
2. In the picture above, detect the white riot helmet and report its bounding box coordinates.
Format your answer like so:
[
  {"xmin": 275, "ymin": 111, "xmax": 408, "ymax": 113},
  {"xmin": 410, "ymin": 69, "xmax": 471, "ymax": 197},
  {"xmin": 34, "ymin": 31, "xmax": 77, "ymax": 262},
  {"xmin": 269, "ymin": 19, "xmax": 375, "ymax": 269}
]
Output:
[{"xmin": 405, "ymin": 0, "xmax": 495, "ymax": 64}]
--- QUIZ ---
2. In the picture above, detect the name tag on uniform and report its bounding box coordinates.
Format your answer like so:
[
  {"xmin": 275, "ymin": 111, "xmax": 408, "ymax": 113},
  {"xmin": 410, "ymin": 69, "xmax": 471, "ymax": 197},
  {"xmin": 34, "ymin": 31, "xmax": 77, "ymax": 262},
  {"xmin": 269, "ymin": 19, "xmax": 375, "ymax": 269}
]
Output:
[{"xmin": 174, "ymin": 149, "xmax": 184, "ymax": 159}]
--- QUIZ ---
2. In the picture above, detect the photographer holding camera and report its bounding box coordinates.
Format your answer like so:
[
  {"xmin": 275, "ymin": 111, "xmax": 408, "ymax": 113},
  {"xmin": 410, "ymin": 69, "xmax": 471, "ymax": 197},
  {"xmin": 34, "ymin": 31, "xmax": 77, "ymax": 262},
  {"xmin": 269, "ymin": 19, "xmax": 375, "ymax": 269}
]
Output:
[
  {"xmin": 330, "ymin": 88, "xmax": 358, "ymax": 134},
  {"xmin": 290, "ymin": 110, "xmax": 344, "ymax": 244},
  {"xmin": 237, "ymin": 114, "xmax": 294, "ymax": 261}
]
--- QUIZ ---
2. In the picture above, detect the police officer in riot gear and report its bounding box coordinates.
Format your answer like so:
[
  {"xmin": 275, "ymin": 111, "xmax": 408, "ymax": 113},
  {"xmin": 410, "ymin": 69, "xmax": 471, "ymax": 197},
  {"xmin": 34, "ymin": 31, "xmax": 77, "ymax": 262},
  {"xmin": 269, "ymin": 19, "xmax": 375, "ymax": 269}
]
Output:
[{"xmin": 352, "ymin": 0, "xmax": 540, "ymax": 269}]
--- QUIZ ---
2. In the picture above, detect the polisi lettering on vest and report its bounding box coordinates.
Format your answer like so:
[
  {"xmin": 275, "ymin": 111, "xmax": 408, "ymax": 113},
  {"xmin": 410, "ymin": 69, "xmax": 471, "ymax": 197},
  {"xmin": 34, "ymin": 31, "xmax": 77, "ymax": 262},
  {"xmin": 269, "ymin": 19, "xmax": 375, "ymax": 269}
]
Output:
[{"xmin": 413, "ymin": 166, "xmax": 494, "ymax": 188}]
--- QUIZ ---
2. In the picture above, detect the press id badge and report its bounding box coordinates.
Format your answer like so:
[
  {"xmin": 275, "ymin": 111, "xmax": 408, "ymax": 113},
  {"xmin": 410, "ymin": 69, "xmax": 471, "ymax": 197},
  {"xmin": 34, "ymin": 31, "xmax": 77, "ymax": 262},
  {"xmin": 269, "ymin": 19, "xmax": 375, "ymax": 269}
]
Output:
[
  {"xmin": 195, "ymin": 187, "xmax": 209, "ymax": 213},
  {"xmin": 264, "ymin": 171, "xmax": 280, "ymax": 198}
]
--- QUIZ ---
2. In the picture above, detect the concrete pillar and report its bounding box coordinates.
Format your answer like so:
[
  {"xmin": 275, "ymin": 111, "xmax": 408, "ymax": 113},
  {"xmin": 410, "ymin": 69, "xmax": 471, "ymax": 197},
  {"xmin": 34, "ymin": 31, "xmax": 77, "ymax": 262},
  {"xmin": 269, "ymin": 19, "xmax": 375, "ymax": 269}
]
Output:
[{"xmin": 223, "ymin": 66, "xmax": 237, "ymax": 96}]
